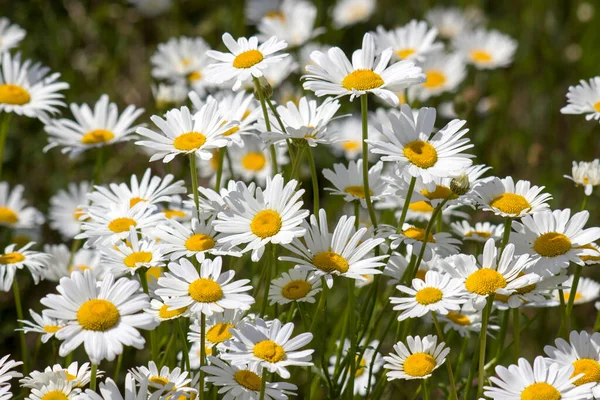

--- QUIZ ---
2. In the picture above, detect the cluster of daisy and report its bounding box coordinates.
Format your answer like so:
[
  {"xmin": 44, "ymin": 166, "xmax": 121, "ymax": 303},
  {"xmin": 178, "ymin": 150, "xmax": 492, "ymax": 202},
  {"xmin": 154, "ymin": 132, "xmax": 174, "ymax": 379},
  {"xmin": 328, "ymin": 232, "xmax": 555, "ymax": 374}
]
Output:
[{"xmin": 1, "ymin": 2, "xmax": 600, "ymax": 400}]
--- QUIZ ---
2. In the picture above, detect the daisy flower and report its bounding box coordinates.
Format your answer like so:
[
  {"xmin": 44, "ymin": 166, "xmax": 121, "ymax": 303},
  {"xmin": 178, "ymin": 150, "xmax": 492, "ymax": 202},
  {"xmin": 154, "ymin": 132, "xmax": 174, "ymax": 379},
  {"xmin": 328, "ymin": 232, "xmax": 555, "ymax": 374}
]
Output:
[
  {"xmin": 268, "ymin": 269, "xmax": 322, "ymax": 305},
  {"xmin": 257, "ymin": 0, "xmax": 323, "ymax": 47},
  {"xmin": 80, "ymin": 373, "xmax": 172, "ymax": 400},
  {"xmin": 44, "ymin": 95, "xmax": 144, "ymax": 156},
  {"xmin": 42, "ymin": 245, "xmax": 104, "ymax": 282},
  {"xmin": 391, "ymin": 223, "xmax": 461, "ymax": 261},
  {"xmin": 0, "ymin": 354, "xmax": 23, "ymax": 387},
  {"xmin": 40, "ymin": 270, "xmax": 158, "ymax": 364},
  {"xmin": 493, "ymin": 272, "xmax": 568, "ymax": 310},
  {"xmin": 280, "ymin": 209, "xmax": 387, "ymax": 288},
  {"xmin": 0, "ymin": 18, "xmax": 25, "ymax": 53},
  {"xmin": 221, "ymin": 318, "xmax": 313, "ymax": 379},
  {"xmin": 329, "ymin": 116, "xmax": 363, "ymax": 159},
  {"xmin": 539, "ymin": 275, "xmax": 600, "ymax": 308},
  {"xmin": 155, "ymin": 257, "xmax": 254, "ymax": 316},
  {"xmin": 21, "ymin": 362, "xmax": 96, "ymax": 389},
  {"xmin": 0, "ymin": 52, "xmax": 69, "ymax": 120},
  {"xmin": 203, "ymin": 356, "xmax": 298, "ymax": 400},
  {"xmin": 408, "ymin": 52, "xmax": 467, "ymax": 101},
  {"xmin": 131, "ymin": 361, "xmax": 195, "ymax": 395},
  {"xmin": 188, "ymin": 309, "xmax": 247, "ymax": 351},
  {"xmin": 390, "ymin": 270, "xmax": 467, "ymax": 321},
  {"xmin": 450, "ymin": 220, "xmax": 504, "ymax": 243},
  {"xmin": 473, "ymin": 176, "xmax": 552, "ymax": 219},
  {"xmin": 373, "ymin": 20, "xmax": 443, "ymax": 62},
  {"xmin": 49, "ymin": 181, "xmax": 91, "ymax": 239},
  {"xmin": 484, "ymin": 356, "xmax": 595, "ymax": 399},
  {"xmin": 511, "ymin": 209, "xmax": 600, "ymax": 276},
  {"xmin": 561, "ymin": 77, "xmax": 600, "ymax": 122},
  {"xmin": 580, "ymin": 243, "xmax": 600, "ymax": 265},
  {"xmin": 0, "ymin": 182, "xmax": 44, "ymax": 229},
  {"xmin": 564, "ymin": 159, "xmax": 600, "ymax": 195},
  {"xmin": 425, "ymin": 7, "xmax": 482, "ymax": 39},
  {"xmin": 328, "ymin": 339, "xmax": 383, "ymax": 396},
  {"xmin": 438, "ymin": 303, "xmax": 499, "ymax": 338},
  {"xmin": 322, "ymin": 160, "xmax": 387, "ymax": 208},
  {"xmin": 145, "ymin": 298, "xmax": 189, "ymax": 322},
  {"xmin": 136, "ymin": 99, "xmax": 234, "ymax": 163},
  {"xmin": 0, "ymin": 242, "xmax": 48, "ymax": 291},
  {"xmin": 101, "ymin": 227, "xmax": 166, "ymax": 276},
  {"xmin": 27, "ymin": 380, "xmax": 81, "ymax": 400},
  {"xmin": 158, "ymin": 195, "xmax": 193, "ymax": 222},
  {"xmin": 229, "ymin": 135, "xmax": 281, "ymax": 184},
  {"xmin": 453, "ymin": 28, "xmax": 518, "ymax": 70},
  {"xmin": 302, "ymin": 33, "xmax": 425, "ymax": 106},
  {"xmin": 205, "ymin": 33, "xmax": 288, "ymax": 91},
  {"xmin": 331, "ymin": 0, "xmax": 376, "ymax": 28},
  {"xmin": 19, "ymin": 309, "xmax": 66, "ymax": 343},
  {"xmin": 213, "ymin": 174, "xmax": 309, "ymax": 262},
  {"xmin": 367, "ymin": 105, "xmax": 474, "ymax": 185},
  {"xmin": 257, "ymin": 56, "xmax": 298, "ymax": 89},
  {"xmin": 441, "ymin": 238, "xmax": 539, "ymax": 309},
  {"xmin": 383, "ymin": 335, "xmax": 449, "ymax": 380}
]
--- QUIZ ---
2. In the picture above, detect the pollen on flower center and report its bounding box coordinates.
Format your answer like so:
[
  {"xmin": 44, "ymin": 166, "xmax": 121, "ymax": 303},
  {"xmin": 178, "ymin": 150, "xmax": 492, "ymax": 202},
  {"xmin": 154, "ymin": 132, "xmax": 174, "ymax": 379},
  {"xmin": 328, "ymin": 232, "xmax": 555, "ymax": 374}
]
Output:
[
  {"xmin": 282, "ymin": 280, "xmax": 312, "ymax": 300},
  {"xmin": 415, "ymin": 287, "xmax": 444, "ymax": 305},
  {"xmin": 223, "ymin": 125, "xmax": 240, "ymax": 137},
  {"xmin": 415, "ymin": 269, "xmax": 427, "ymax": 280},
  {"xmin": 354, "ymin": 356, "xmax": 367, "ymax": 377},
  {"xmin": 403, "ymin": 353, "xmax": 437, "ymax": 377},
  {"xmin": 233, "ymin": 49, "xmax": 264, "ymax": 69},
  {"xmin": 40, "ymin": 390, "xmax": 69, "ymax": 400},
  {"xmin": 108, "ymin": 217, "xmax": 137, "ymax": 233},
  {"xmin": 466, "ymin": 231, "xmax": 491, "ymax": 238},
  {"xmin": 242, "ymin": 152, "xmax": 267, "ymax": 171},
  {"xmin": 403, "ymin": 140, "xmax": 438, "ymax": 169},
  {"xmin": 0, "ymin": 84, "xmax": 31, "ymax": 105},
  {"xmin": 234, "ymin": 370, "xmax": 262, "ymax": 391},
  {"xmin": 571, "ymin": 358, "xmax": 600, "ymax": 385},
  {"xmin": 81, "ymin": 129, "xmax": 115, "ymax": 145},
  {"xmin": 162, "ymin": 209, "xmax": 186, "ymax": 219},
  {"xmin": 594, "ymin": 101, "xmax": 600, "ymax": 113},
  {"xmin": 73, "ymin": 207, "xmax": 86, "ymax": 221},
  {"xmin": 188, "ymin": 71, "xmax": 202, "ymax": 82},
  {"xmin": 342, "ymin": 141, "xmax": 360, "ymax": 151},
  {"xmin": 206, "ymin": 322, "xmax": 235, "ymax": 343},
  {"xmin": 149, "ymin": 376, "xmax": 170, "ymax": 386},
  {"xmin": 312, "ymin": 251, "xmax": 349, "ymax": 274},
  {"xmin": 470, "ymin": 50, "xmax": 493, "ymax": 63},
  {"xmin": 253, "ymin": 340, "xmax": 286, "ymax": 363},
  {"xmin": 342, "ymin": 69, "xmax": 385, "ymax": 91},
  {"xmin": 0, "ymin": 252, "xmax": 25, "ymax": 264},
  {"xmin": 129, "ymin": 197, "xmax": 146, "ymax": 208},
  {"xmin": 147, "ymin": 266, "xmax": 163, "ymax": 281},
  {"xmin": 402, "ymin": 227, "xmax": 435, "ymax": 243},
  {"xmin": 43, "ymin": 325, "xmax": 62, "ymax": 333},
  {"xmin": 123, "ymin": 251, "xmax": 153, "ymax": 268},
  {"xmin": 173, "ymin": 132, "xmax": 207, "ymax": 151},
  {"xmin": 77, "ymin": 299, "xmax": 120, "ymax": 331},
  {"xmin": 0, "ymin": 206, "xmax": 18, "ymax": 225},
  {"xmin": 489, "ymin": 193, "xmax": 531, "ymax": 215},
  {"xmin": 344, "ymin": 185, "xmax": 372, "ymax": 199},
  {"xmin": 158, "ymin": 304, "xmax": 188, "ymax": 319},
  {"xmin": 250, "ymin": 210, "xmax": 282, "ymax": 239},
  {"xmin": 465, "ymin": 269, "xmax": 507, "ymax": 295},
  {"xmin": 578, "ymin": 243, "xmax": 600, "ymax": 262},
  {"xmin": 533, "ymin": 232, "xmax": 572, "ymax": 257},
  {"xmin": 424, "ymin": 70, "xmax": 446, "ymax": 89},
  {"xmin": 396, "ymin": 48, "xmax": 416, "ymax": 59},
  {"xmin": 409, "ymin": 201, "xmax": 434, "ymax": 213},
  {"xmin": 188, "ymin": 278, "xmax": 223, "ymax": 303},
  {"xmin": 520, "ymin": 382, "xmax": 560, "ymax": 400},
  {"xmin": 446, "ymin": 311, "xmax": 470, "ymax": 326},
  {"xmin": 185, "ymin": 233, "xmax": 215, "ymax": 252},
  {"xmin": 420, "ymin": 185, "xmax": 457, "ymax": 201}
]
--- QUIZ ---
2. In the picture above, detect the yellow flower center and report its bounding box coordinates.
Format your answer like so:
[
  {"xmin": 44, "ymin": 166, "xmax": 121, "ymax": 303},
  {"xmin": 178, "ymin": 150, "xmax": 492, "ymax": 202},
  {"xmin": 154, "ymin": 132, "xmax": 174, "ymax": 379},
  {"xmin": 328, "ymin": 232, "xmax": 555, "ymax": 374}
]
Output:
[
  {"xmin": 0, "ymin": 252, "xmax": 25, "ymax": 264},
  {"xmin": 129, "ymin": 197, "xmax": 146, "ymax": 208},
  {"xmin": 223, "ymin": 125, "xmax": 240, "ymax": 137},
  {"xmin": 520, "ymin": 382, "xmax": 561, "ymax": 400},
  {"xmin": 466, "ymin": 231, "xmax": 491, "ymax": 238},
  {"xmin": 420, "ymin": 185, "xmax": 457, "ymax": 201},
  {"xmin": 396, "ymin": 48, "xmax": 416, "ymax": 59},
  {"xmin": 446, "ymin": 311, "xmax": 470, "ymax": 326},
  {"xmin": 312, "ymin": 251, "xmax": 349, "ymax": 274},
  {"xmin": 470, "ymin": 50, "xmax": 493, "ymax": 64},
  {"xmin": 77, "ymin": 299, "xmax": 120, "ymax": 331},
  {"xmin": 149, "ymin": 376, "xmax": 170, "ymax": 386},
  {"xmin": 281, "ymin": 280, "xmax": 312, "ymax": 300},
  {"xmin": 342, "ymin": 69, "xmax": 384, "ymax": 91},
  {"xmin": 188, "ymin": 71, "xmax": 202, "ymax": 82},
  {"xmin": 408, "ymin": 201, "xmax": 434, "ymax": 213},
  {"xmin": 81, "ymin": 129, "xmax": 115, "ymax": 145},
  {"xmin": 147, "ymin": 266, "xmax": 163, "ymax": 281},
  {"xmin": 64, "ymin": 371, "xmax": 77, "ymax": 382},
  {"xmin": 415, "ymin": 287, "xmax": 444, "ymax": 305},
  {"xmin": 234, "ymin": 370, "xmax": 262, "ymax": 391},
  {"xmin": 533, "ymin": 232, "xmax": 572, "ymax": 257},
  {"xmin": 355, "ymin": 356, "xmax": 368, "ymax": 377},
  {"xmin": 571, "ymin": 358, "xmax": 600, "ymax": 385},
  {"xmin": 342, "ymin": 141, "xmax": 361, "ymax": 151},
  {"xmin": 40, "ymin": 390, "xmax": 69, "ymax": 400},
  {"xmin": 344, "ymin": 185, "xmax": 371, "ymax": 199},
  {"xmin": 250, "ymin": 210, "xmax": 282, "ymax": 239},
  {"xmin": 124, "ymin": 251, "xmax": 153, "ymax": 268},
  {"xmin": 489, "ymin": 193, "xmax": 531, "ymax": 215},
  {"xmin": 69, "ymin": 265, "xmax": 90, "ymax": 274},
  {"xmin": 265, "ymin": 10, "xmax": 285, "ymax": 20},
  {"xmin": 43, "ymin": 325, "xmax": 62, "ymax": 333},
  {"xmin": 0, "ymin": 207, "xmax": 18, "ymax": 225},
  {"xmin": 594, "ymin": 102, "xmax": 600, "ymax": 113},
  {"xmin": 173, "ymin": 132, "xmax": 207, "ymax": 151},
  {"xmin": 242, "ymin": 152, "xmax": 267, "ymax": 171},
  {"xmin": 415, "ymin": 269, "xmax": 427, "ymax": 280},
  {"xmin": 206, "ymin": 322, "xmax": 235, "ymax": 343},
  {"xmin": 253, "ymin": 340, "xmax": 286, "ymax": 363},
  {"xmin": 402, "ymin": 227, "xmax": 435, "ymax": 243},
  {"xmin": 158, "ymin": 304, "xmax": 188, "ymax": 319},
  {"xmin": 189, "ymin": 278, "xmax": 223, "ymax": 303},
  {"xmin": 185, "ymin": 233, "xmax": 215, "ymax": 252},
  {"xmin": 233, "ymin": 49, "xmax": 264, "ymax": 69},
  {"xmin": 162, "ymin": 209, "xmax": 186, "ymax": 219},
  {"xmin": 403, "ymin": 140, "xmax": 438, "ymax": 169},
  {"xmin": 73, "ymin": 207, "xmax": 86, "ymax": 221},
  {"xmin": 465, "ymin": 269, "xmax": 507, "ymax": 295},
  {"xmin": 0, "ymin": 84, "xmax": 31, "ymax": 105},
  {"xmin": 403, "ymin": 353, "xmax": 437, "ymax": 377},
  {"xmin": 108, "ymin": 217, "xmax": 137, "ymax": 233},
  {"xmin": 578, "ymin": 243, "xmax": 600, "ymax": 262},
  {"xmin": 562, "ymin": 291, "xmax": 583, "ymax": 302},
  {"xmin": 424, "ymin": 70, "xmax": 446, "ymax": 89}
]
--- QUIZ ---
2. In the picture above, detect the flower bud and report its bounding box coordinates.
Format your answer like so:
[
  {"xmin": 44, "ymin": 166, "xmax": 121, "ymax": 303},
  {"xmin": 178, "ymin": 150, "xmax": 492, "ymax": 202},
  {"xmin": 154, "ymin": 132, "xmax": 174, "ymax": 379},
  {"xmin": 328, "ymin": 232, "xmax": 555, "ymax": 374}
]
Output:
[
  {"xmin": 253, "ymin": 76, "xmax": 273, "ymax": 100},
  {"xmin": 450, "ymin": 173, "xmax": 470, "ymax": 196}
]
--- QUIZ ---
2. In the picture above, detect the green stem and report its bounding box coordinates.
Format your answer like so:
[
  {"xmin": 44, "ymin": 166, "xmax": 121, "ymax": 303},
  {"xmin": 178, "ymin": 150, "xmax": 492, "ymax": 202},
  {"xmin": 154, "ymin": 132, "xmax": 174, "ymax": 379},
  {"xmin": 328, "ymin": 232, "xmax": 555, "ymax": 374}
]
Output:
[
  {"xmin": 265, "ymin": 97, "xmax": 296, "ymax": 165},
  {"xmin": 581, "ymin": 195, "xmax": 589, "ymax": 211},
  {"xmin": 160, "ymin": 329, "xmax": 176, "ymax": 367},
  {"xmin": 513, "ymin": 308, "xmax": 520, "ymax": 362},
  {"xmin": 138, "ymin": 270, "xmax": 158, "ymax": 361},
  {"xmin": 476, "ymin": 295, "xmax": 494, "ymax": 398},
  {"xmin": 422, "ymin": 379, "xmax": 431, "ymax": 400},
  {"xmin": 346, "ymin": 279, "xmax": 356, "ymax": 400},
  {"xmin": 464, "ymin": 343, "xmax": 479, "ymax": 400},
  {"xmin": 258, "ymin": 368, "xmax": 267, "ymax": 400},
  {"xmin": 90, "ymin": 364, "xmax": 98, "ymax": 391},
  {"xmin": 360, "ymin": 95, "xmax": 377, "ymax": 228},
  {"xmin": 189, "ymin": 154, "xmax": 200, "ymax": 214},
  {"xmin": 594, "ymin": 309, "xmax": 600, "ymax": 332},
  {"xmin": 558, "ymin": 288, "xmax": 568, "ymax": 339},
  {"xmin": 177, "ymin": 319, "xmax": 190, "ymax": 370},
  {"xmin": 12, "ymin": 278, "xmax": 28, "ymax": 375},
  {"xmin": 566, "ymin": 264, "xmax": 583, "ymax": 326},
  {"xmin": 200, "ymin": 314, "xmax": 206, "ymax": 400},
  {"xmin": 395, "ymin": 176, "xmax": 416, "ymax": 233},
  {"xmin": 365, "ymin": 312, "xmax": 395, "ymax": 395},
  {"xmin": 93, "ymin": 147, "xmax": 105, "ymax": 186},
  {"xmin": 289, "ymin": 146, "xmax": 305, "ymax": 181},
  {"xmin": 114, "ymin": 352, "xmax": 123, "ymax": 382},
  {"xmin": 215, "ymin": 148, "xmax": 226, "ymax": 191},
  {"xmin": 253, "ymin": 77, "xmax": 278, "ymax": 174},
  {"xmin": 260, "ymin": 245, "xmax": 274, "ymax": 317},
  {"xmin": 431, "ymin": 313, "xmax": 458, "ymax": 400},
  {"xmin": 309, "ymin": 278, "xmax": 328, "ymax": 333},
  {"xmin": 307, "ymin": 149, "xmax": 320, "ymax": 218},
  {"xmin": 499, "ymin": 218, "xmax": 512, "ymax": 258},
  {"xmin": 493, "ymin": 310, "xmax": 510, "ymax": 362},
  {"xmin": 455, "ymin": 337, "xmax": 469, "ymax": 376},
  {"xmin": 0, "ymin": 113, "xmax": 12, "ymax": 179}
]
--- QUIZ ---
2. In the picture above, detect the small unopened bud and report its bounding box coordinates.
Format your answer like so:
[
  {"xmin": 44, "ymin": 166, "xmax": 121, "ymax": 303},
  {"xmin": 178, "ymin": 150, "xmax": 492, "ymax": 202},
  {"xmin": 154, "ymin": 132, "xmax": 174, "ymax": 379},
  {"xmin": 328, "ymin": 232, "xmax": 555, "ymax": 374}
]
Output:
[
  {"xmin": 450, "ymin": 173, "xmax": 470, "ymax": 196},
  {"xmin": 253, "ymin": 76, "xmax": 273, "ymax": 100}
]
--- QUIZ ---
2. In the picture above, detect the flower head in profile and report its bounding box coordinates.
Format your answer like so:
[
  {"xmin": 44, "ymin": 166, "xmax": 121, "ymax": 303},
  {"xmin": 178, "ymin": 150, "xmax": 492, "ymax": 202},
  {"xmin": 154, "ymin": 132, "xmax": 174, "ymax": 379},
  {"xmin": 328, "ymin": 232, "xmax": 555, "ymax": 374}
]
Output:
[
  {"xmin": 0, "ymin": 354, "xmax": 23, "ymax": 389},
  {"xmin": 383, "ymin": 335, "xmax": 449, "ymax": 380},
  {"xmin": 131, "ymin": 361, "xmax": 195, "ymax": 396},
  {"xmin": 450, "ymin": 220, "xmax": 504, "ymax": 243},
  {"xmin": 408, "ymin": 52, "xmax": 466, "ymax": 101},
  {"xmin": 425, "ymin": 6, "xmax": 483, "ymax": 39},
  {"xmin": 564, "ymin": 159, "xmax": 600, "ymax": 195},
  {"xmin": 373, "ymin": 20, "xmax": 443, "ymax": 62},
  {"xmin": 453, "ymin": 28, "xmax": 517, "ymax": 70},
  {"xmin": 561, "ymin": 77, "xmax": 600, "ymax": 122},
  {"xmin": 18, "ymin": 309, "xmax": 66, "ymax": 343},
  {"xmin": 101, "ymin": 227, "xmax": 167, "ymax": 276},
  {"xmin": 391, "ymin": 223, "xmax": 461, "ymax": 262},
  {"xmin": 188, "ymin": 309, "xmax": 247, "ymax": 351}
]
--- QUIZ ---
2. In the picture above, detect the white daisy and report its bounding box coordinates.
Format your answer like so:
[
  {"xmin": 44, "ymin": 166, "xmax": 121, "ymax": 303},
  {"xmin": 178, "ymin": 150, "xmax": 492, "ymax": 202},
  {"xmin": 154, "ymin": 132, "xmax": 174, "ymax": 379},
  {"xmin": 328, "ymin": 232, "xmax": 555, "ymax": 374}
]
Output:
[
  {"xmin": 245, "ymin": 0, "xmax": 284, "ymax": 25},
  {"xmin": 538, "ymin": 275, "xmax": 600, "ymax": 308},
  {"xmin": 155, "ymin": 256, "xmax": 254, "ymax": 316},
  {"xmin": 453, "ymin": 28, "xmax": 518, "ymax": 70},
  {"xmin": 158, "ymin": 195, "xmax": 193, "ymax": 222},
  {"xmin": 303, "ymin": 33, "xmax": 425, "ymax": 106},
  {"xmin": 383, "ymin": 335, "xmax": 450, "ymax": 380},
  {"xmin": 101, "ymin": 227, "xmax": 167, "ymax": 276},
  {"xmin": 438, "ymin": 303, "xmax": 499, "ymax": 338},
  {"xmin": 21, "ymin": 362, "xmax": 96, "ymax": 389},
  {"xmin": 229, "ymin": 135, "xmax": 280, "ymax": 184},
  {"xmin": 580, "ymin": 242, "xmax": 600, "ymax": 265},
  {"xmin": 0, "ymin": 354, "xmax": 23, "ymax": 387},
  {"xmin": 213, "ymin": 174, "xmax": 309, "ymax": 262},
  {"xmin": 19, "ymin": 309, "xmax": 66, "ymax": 343},
  {"xmin": 40, "ymin": 270, "xmax": 158, "ymax": 365},
  {"xmin": 178, "ymin": 342, "xmax": 213, "ymax": 371},
  {"xmin": 268, "ymin": 269, "xmax": 322, "ymax": 305},
  {"xmin": 0, "ymin": 52, "xmax": 69, "ymax": 120},
  {"xmin": 408, "ymin": 52, "xmax": 467, "ymax": 101},
  {"xmin": 188, "ymin": 309, "xmax": 247, "ymax": 351},
  {"xmin": 493, "ymin": 272, "xmax": 568, "ymax": 310},
  {"xmin": 329, "ymin": 116, "xmax": 363, "ymax": 160},
  {"xmin": 391, "ymin": 223, "xmax": 461, "ymax": 262},
  {"xmin": 322, "ymin": 160, "xmax": 387, "ymax": 208},
  {"xmin": 561, "ymin": 78, "xmax": 600, "ymax": 122},
  {"xmin": 145, "ymin": 298, "xmax": 189, "ymax": 322},
  {"xmin": 564, "ymin": 159, "xmax": 600, "ymax": 195},
  {"xmin": 49, "ymin": 181, "xmax": 91, "ymax": 239},
  {"xmin": 425, "ymin": 7, "xmax": 481, "ymax": 39},
  {"xmin": 131, "ymin": 361, "xmax": 195, "ymax": 395},
  {"xmin": 0, "ymin": 242, "xmax": 48, "ymax": 291},
  {"xmin": 80, "ymin": 373, "xmax": 172, "ymax": 400},
  {"xmin": 44, "ymin": 95, "xmax": 144, "ymax": 156},
  {"xmin": 373, "ymin": 20, "xmax": 443, "ymax": 62},
  {"xmin": 27, "ymin": 380, "xmax": 81, "ymax": 400},
  {"xmin": 257, "ymin": 0, "xmax": 323, "ymax": 47},
  {"xmin": 42, "ymin": 244, "xmax": 104, "ymax": 282},
  {"xmin": 205, "ymin": 33, "xmax": 288, "ymax": 91},
  {"xmin": 0, "ymin": 182, "xmax": 44, "ymax": 229},
  {"xmin": 221, "ymin": 318, "xmax": 313, "ymax": 379},
  {"xmin": 450, "ymin": 220, "xmax": 504, "ymax": 243},
  {"xmin": 331, "ymin": 0, "xmax": 376, "ymax": 29},
  {"xmin": 328, "ymin": 339, "xmax": 383, "ymax": 396},
  {"xmin": 0, "ymin": 18, "xmax": 25, "ymax": 54}
]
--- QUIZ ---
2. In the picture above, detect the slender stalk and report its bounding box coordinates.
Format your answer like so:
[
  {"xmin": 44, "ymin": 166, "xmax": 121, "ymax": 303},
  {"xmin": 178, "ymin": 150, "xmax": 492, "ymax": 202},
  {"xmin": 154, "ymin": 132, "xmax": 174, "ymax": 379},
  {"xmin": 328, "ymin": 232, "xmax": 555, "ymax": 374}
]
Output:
[
  {"xmin": 258, "ymin": 368, "xmax": 267, "ymax": 400},
  {"xmin": 12, "ymin": 278, "xmax": 28, "ymax": 375},
  {"xmin": 395, "ymin": 177, "xmax": 417, "ymax": 233},
  {"xmin": 431, "ymin": 313, "xmax": 458, "ymax": 400},
  {"xmin": 558, "ymin": 288, "xmax": 568, "ymax": 339},
  {"xmin": 160, "ymin": 329, "xmax": 176, "ymax": 366},
  {"xmin": 289, "ymin": 146, "xmax": 305, "ymax": 181},
  {"xmin": 114, "ymin": 353, "xmax": 123, "ymax": 382},
  {"xmin": 177, "ymin": 319, "xmax": 190, "ymax": 370},
  {"xmin": 594, "ymin": 310, "xmax": 600, "ymax": 332},
  {"xmin": 499, "ymin": 218, "xmax": 512, "ymax": 257},
  {"xmin": 0, "ymin": 113, "xmax": 12, "ymax": 179},
  {"xmin": 307, "ymin": 149, "xmax": 320, "ymax": 218},
  {"xmin": 566, "ymin": 264, "xmax": 583, "ymax": 324},
  {"xmin": 200, "ymin": 314, "xmax": 206, "ymax": 400},
  {"xmin": 265, "ymin": 97, "xmax": 296, "ymax": 165},
  {"xmin": 253, "ymin": 77, "xmax": 278, "ymax": 174},
  {"xmin": 455, "ymin": 336, "xmax": 469, "ymax": 375},
  {"xmin": 138, "ymin": 269, "xmax": 158, "ymax": 361},
  {"xmin": 215, "ymin": 148, "xmax": 226, "ymax": 191},
  {"xmin": 309, "ymin": 278, "xmax": 328, "ymax": 333},
  {"xmin": 581, "ymin": 195, "xmax": 589, "ymax": 211},
  {"xmin": 493, "ymin": 310, "xmax": 510, "ymax": 362},
  {"xmin": 346, "ymin": 279, "xmax": 356, "ymax": 400},
  {"xmin": 189, "ymin": 154, "xmax": 200, "ymax": 214},
  {"xmin": 476, "ymin": 295, "xmax": 495, "ymax": 398},
  {"xmin": 422, "ymin": 379, "xmax": 431, "ymax": 400},
  {"xmin": 93, "ymin": 147, "xmax": 105, "ymax": 186},
  {"xmin": 464, "ymin": 343, "xmax": 479, "ymax": 400},
  {"xmin": 513, "ymin": 308, "xmax": 520, "ymax": 362},
  {"xmin": 365, "ymin": 312, "xmax": 395, "ymax": 395},
  {"xmin": 359, "ymin": 95, "xmax": 377, "ymax": 228},
  {"xmin": 260, "ymin": 244, "xmax": 274, "ymax": 317},
  {"xmin": 90, "ymin": 364, "xmax": 98, "ymax": 391}
]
